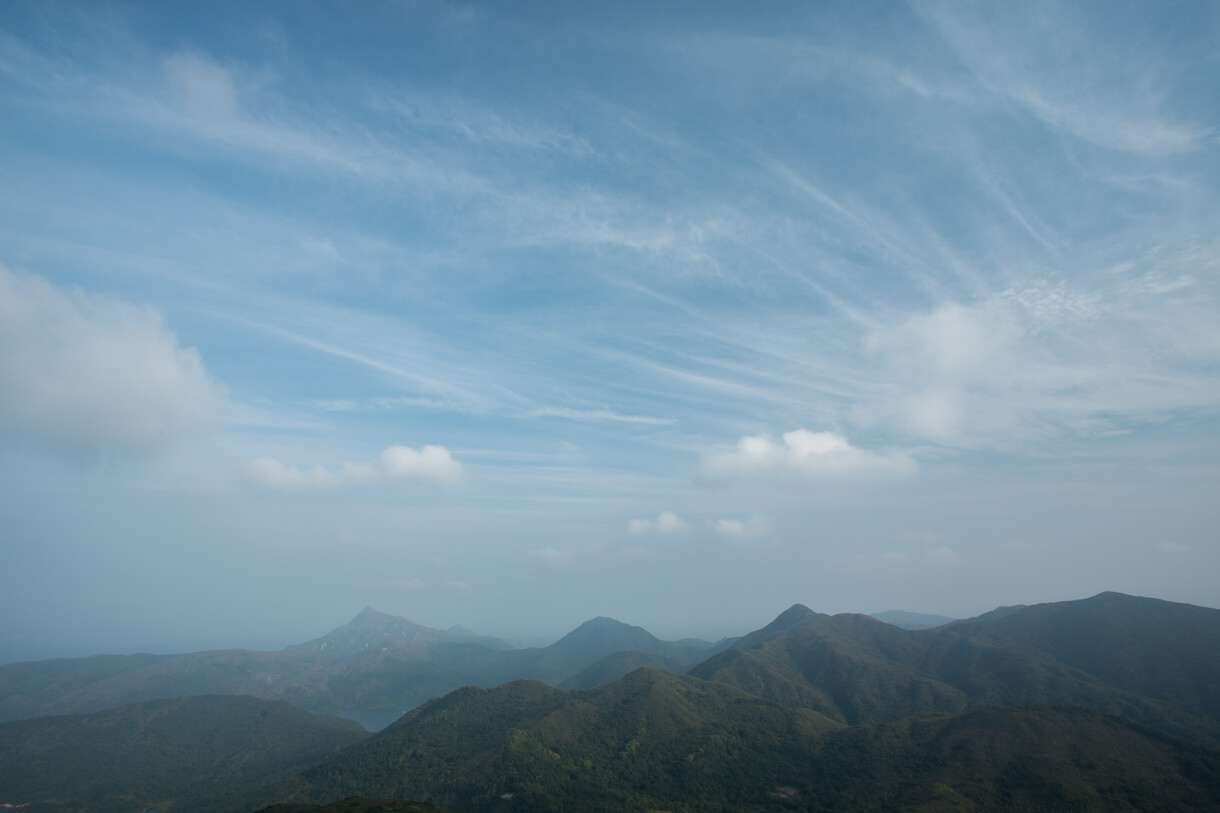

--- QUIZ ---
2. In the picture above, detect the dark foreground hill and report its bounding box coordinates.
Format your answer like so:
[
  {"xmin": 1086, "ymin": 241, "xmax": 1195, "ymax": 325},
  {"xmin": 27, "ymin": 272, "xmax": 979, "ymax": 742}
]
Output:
[
  {"xmin": 267, "ymin": 668, "xmax": 1220, "ymax": 813},
  {"xmin": 0, "ymin": 695, "xmax": 368, "ymax": 813},
  {"xmin": 271, "ymin": 669, "xmax": 840, "ymax": 812},
  {"xmin": 258, "ymin": 800, "xmax": 448, "ymax": 813}
]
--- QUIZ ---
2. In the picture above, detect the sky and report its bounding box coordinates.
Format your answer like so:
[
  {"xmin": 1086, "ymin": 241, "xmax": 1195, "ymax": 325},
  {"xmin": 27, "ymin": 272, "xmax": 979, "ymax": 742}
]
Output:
[{"xmin": 1, "ymin": 1, "xmax": 1219, "ymax": 663}]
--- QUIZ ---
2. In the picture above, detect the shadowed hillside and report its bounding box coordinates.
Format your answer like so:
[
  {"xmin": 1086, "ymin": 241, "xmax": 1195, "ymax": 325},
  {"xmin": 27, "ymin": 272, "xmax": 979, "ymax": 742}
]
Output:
[
  {"xmin": 267, "ymin": 669, "xmax": 1220, "ymax": 812},
  {"xmin": 0, "ymin": 695, "xmax": 368, "ymax": 813},
  {"xmin": 691, "ymin": 600, "xmax": 1220, "ymax": 746},
  {"xmin": 272, "ymin": 669, "xmax": 840, "ymax": 812}
]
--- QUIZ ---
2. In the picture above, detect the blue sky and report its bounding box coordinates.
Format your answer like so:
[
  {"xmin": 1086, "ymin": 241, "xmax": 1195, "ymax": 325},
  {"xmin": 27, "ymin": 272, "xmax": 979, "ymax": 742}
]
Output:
[{"xmin": 2, "ymin": 1, "xmax": 1218, "ymax": 661}]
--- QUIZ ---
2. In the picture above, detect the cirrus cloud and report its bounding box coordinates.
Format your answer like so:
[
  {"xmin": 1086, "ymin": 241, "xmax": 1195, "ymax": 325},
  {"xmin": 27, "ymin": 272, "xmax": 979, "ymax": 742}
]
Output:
[
  {"xmin": 244, "ymin": 444, "xmax": 464, "ymax": 494},
  {"xmin": 701, "ymin": 428, "xmax": 916, "ymax": 482}
]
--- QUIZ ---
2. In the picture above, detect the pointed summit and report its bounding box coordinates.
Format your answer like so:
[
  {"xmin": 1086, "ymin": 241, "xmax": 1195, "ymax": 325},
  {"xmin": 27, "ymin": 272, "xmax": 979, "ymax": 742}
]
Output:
[{"xmin": 732, "ymin": 603, "xmax": 824, "ymax": 650}]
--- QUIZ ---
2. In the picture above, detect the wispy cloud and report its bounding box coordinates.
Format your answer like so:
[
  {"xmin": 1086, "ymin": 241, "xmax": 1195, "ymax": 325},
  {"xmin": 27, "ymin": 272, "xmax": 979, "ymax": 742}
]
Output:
[
  {"xmin": 915, "ymin": 1, "xmax": 1208, "ymax": 155},
  {"xmin": 531, "ymin": 406, "xmax": 675, "ymax": 425},
  {"xmin": 528, "ymin": 542, "xmax": 654, "ymax": 569}
]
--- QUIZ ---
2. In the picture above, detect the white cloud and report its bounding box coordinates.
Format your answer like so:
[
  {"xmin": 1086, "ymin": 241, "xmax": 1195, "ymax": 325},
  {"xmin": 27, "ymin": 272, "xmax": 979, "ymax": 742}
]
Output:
[
  {"xmin": 707, "ymin": 515, "xmax": 773, "ymax": 543},
  {"xmin": 627, "ymin": 510, "xmax": 689, "ymax": 536},
  {"xmin": 244, "ymin": 444, "xmax": 464, "ymax": 494},
  {"xmin": 0, "ymin": 265, "xmax": 223, "ymax": 456},
  {"xmin": 702, "ymin": 428, "xmax": 915, "ymax": 481},
  {"xmin": 863, "ymin": 287, "xmax": 1220, "ymax": 447}
]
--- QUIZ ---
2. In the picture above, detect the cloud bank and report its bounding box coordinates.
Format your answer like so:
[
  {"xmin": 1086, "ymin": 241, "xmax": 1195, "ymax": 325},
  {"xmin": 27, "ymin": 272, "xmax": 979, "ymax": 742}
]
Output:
[
  {"xmin": 244, "ymin": 444, "xmax": 464, "ymax": 493},
  {"xmin": 702, "ymin": 429, "xmax": 916, "ymax": 481},
  {"xmin": 0, "ymin": 265, "xmax": 223, "ymax": 457}
]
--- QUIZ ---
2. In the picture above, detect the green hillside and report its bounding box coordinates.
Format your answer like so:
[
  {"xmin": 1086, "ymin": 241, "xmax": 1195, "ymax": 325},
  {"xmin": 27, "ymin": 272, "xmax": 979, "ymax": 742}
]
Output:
[
  {"xmin": 947, "ymin": 592, "xmax": 1220, "ymax": 721},
  {"xmin": 274, "ymin": 669, "xmax": 841, "ymax": 812},
  {"xmin": 268, "ymin": 669, "xmax": 1220, "ymax": 812},
  {"xmin": 691, "ymin": 605, "xmax": 1220, "ymax": 747},
  {"xmin": 0, "ymin": 695, "xmax": 368, "ymax": 813}
]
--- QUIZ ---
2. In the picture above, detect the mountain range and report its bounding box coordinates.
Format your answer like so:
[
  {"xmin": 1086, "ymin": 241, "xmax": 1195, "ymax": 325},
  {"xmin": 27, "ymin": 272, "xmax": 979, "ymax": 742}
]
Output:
[{"xmin": 2, "ymin": 591, "xmax": 1219, "ymax": 811}]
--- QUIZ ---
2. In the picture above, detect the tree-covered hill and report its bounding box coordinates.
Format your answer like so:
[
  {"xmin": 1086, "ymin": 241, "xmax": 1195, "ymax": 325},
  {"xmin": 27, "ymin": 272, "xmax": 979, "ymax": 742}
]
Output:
[
  {"xmin": 0, "ymin": 695, "xmax": 369, "ymax": 813},
  {"xmin": 272, "ymin": 669, "xmax": 841, "ymax": 812},
  {"xmin": 266, "ymin": 669, "xmax": 1220, "ymax": 812},
  {"xmin": 691, "ymin": 599, "xmax": 1220, "ymax": 747}
]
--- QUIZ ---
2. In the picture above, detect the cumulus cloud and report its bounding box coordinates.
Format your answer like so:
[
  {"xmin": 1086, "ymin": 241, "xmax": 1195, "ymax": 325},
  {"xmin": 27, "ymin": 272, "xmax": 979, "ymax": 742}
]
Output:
[
  {"xmin": 0, "ymin": 264, "xmax": 223, "ymax": 457},
  {"xmin": 627, "ymin": 510, "xmax": 689, "ymax": 536},
  {"xmin": 707, "ymin": 515, "xmax": 773, "ymax": 543},
  {"xmin": 702, "ymin": 429, "xmax": 915, "ymax": 481},
  {"xmin": 862, "ymin": 301, "xmax": 1023, "ymax": 443},
  {"xmin": 244, "ymin": 444, "xmax": 464, "ymax": 493}
]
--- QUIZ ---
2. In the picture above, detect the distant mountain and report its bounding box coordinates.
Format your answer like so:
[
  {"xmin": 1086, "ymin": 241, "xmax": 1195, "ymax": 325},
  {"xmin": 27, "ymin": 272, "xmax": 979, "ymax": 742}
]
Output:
[
  {"xmin": 268, "ymin": 668, "xmax": 1220, "ymax": 812},
  {"xmin": 289, "ymin": 608, "xmax": 514, "ymax": 659},
  {"xmin": 690, "ymin": 613, "xmax": 968, "ymax": 725},
  {"xmin": 948, "ymin": 591, "xmax": 1220, "ymax": 723},
  {"xmin": 559, "ymin": 650, "xmax": 687, "ymax": 690},
  {"xmin": 691, "ymin": 601, "xmax": 1220, "ymax": 746},
  {"xmin": 504, "ymin": 617, "xmax": 710, "ymax": 685},
  {"xmin": 0, "ymin": 695, "xmax": 368, "ymax": 813},
  {"xmin": 0, "ymin": 611, "xmax": 713, "ymax": 726},
  {"xmin": 868, "ymin": 609, "xmax": 957, "ymax": 630}
]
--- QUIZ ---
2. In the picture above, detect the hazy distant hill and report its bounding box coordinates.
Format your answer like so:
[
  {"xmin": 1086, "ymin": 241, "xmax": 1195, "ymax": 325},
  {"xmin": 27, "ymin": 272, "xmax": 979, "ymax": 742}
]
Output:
[
  {"xmin": 0, "ymin": 611, "xmax": 711, "ymax": 726},
  {"xmin": 559, "ymin": 650, "xmax": 687, "ymax": 690},
  {"xmin": 288, "ymin": 608, "xmax": 515, "ymax": 659},
  {"xmin": 0, "ymin": 695, "xmax": 368, "ymax": 813},
  {"xmin": 868, "ymin": 609, "xmax": 957, "ymax": 629},
  {"xmin": 270, "ymin": 668, "xmax": 1220, "ymax": 812}
]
